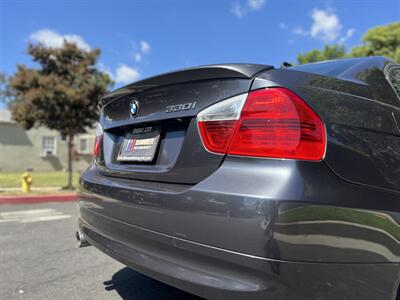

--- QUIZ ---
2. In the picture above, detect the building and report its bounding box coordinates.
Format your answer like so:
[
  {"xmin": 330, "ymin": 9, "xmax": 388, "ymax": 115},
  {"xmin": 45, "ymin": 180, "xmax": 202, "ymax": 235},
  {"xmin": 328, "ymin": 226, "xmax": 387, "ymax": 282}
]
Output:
[{"xmin": 0, "ymin": 109, "xmax": 95, "ymax": 172}]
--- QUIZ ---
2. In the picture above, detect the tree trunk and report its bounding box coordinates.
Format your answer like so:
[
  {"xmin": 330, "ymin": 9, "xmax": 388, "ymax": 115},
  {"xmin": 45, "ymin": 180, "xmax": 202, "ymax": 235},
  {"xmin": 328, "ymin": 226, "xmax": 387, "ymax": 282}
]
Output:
[{"xmin": 67, "ymin": 134, "xmax": 74, "ymax": 190}]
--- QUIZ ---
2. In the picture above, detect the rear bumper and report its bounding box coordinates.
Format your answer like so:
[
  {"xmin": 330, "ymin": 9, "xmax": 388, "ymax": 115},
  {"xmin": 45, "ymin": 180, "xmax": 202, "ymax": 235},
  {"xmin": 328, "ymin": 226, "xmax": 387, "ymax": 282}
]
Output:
[
  {"xmin": 79, "ymin": 215, "xmax": 398, "ymax": 300},
  {"xmin": 78, "ymin": 157, "xmax": 400, "ymax": 299}
]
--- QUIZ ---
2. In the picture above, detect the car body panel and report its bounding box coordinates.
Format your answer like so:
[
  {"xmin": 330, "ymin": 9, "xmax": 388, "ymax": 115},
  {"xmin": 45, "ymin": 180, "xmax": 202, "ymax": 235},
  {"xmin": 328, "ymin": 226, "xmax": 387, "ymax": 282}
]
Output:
[
  {"xmin": 100, "ymin": 79, "xmax": 250, "ymax": 184},
  {"xmin": 100, "ymin": 63, "xmax": 273, "ymax": 107},
  {"xmin": 253, "ymin": 57, "xmax": 400, "ymax": 194},
  {"xmin": 79, "ymin": 217, "xmax": 399, "ymax": 300},
  {"xmin": 80, "ymin": 156, "xmax": 400, "ymax": 264},
  {"xmin": 78, "ymin": 57, "xmax": 400, "ymax": 299}
]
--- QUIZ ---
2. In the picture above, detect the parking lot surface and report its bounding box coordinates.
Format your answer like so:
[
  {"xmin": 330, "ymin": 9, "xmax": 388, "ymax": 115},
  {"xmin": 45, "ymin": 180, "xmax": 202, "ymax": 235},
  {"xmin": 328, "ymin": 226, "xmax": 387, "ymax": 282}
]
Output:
[{"xmin": 0, "ymin": 201, "xmax": 202, "ymax": 300}]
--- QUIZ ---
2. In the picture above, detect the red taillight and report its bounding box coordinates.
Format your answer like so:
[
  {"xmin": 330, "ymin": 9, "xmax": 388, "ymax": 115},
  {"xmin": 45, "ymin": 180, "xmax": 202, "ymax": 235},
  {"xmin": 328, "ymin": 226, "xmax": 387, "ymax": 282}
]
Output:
[
  {"xmin": 93, "ymin": 124, "xmax": 103, "ymax": 158},
  {"xmin": 197, "ymin": 120, "xmax": 237, "ymax": 154},
  {"xmin": 197, "ymin": 88, "xmax": 326, "ymax": 161},
  {"xmin": 93, "ymin": 135, "xmax": 103, "ymax": 157},
  {"xmin": 197, "ymin": 93, "xmax": 247, "ymax": 154}
]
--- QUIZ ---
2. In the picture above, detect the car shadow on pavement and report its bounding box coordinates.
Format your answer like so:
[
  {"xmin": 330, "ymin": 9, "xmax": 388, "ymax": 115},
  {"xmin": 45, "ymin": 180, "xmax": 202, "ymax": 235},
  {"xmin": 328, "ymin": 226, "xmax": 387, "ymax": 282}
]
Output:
[{"xmin": 104, "ymin": 267, "xmax": 203, "ymax": 300}]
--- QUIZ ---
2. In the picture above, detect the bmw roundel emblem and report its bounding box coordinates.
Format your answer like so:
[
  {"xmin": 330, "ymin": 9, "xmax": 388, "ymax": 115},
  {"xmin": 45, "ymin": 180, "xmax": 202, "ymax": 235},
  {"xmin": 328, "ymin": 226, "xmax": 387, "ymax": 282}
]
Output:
[{"xmin": 130, "ymin": 98, "xmax": 139, "ymax": 117}]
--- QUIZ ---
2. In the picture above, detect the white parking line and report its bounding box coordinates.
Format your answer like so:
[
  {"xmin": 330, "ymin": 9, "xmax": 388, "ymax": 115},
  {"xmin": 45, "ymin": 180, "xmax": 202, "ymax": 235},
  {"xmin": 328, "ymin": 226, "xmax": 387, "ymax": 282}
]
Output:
[
  {"xmin": 0, "ymin": 208, "xmax": 71, "ymax": 223},
  {"xmin": 1, "ymin": 208, "xmax": 55, "ymax": 216}
]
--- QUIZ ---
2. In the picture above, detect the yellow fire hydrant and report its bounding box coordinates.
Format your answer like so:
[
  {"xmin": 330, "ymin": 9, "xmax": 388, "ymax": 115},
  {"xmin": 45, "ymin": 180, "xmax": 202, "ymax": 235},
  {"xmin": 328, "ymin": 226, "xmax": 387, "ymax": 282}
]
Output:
[{"xmin": 21, "ymin": 171, "xmax": 33, "ymax": 193}]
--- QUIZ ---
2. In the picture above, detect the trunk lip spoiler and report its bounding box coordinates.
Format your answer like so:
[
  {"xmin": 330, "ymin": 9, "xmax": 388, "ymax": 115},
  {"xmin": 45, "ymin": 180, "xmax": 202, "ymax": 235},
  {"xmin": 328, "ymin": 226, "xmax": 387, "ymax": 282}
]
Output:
[{"xmin": 99, "ymin": 64, "xmax": 274, "ymax": 108}]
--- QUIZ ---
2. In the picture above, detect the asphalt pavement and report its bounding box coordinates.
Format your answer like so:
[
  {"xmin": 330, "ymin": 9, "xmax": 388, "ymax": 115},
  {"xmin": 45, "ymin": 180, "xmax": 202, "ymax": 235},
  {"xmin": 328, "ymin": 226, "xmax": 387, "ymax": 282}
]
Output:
[{"xmin": 0, "ymin": 201, "xmax": 202, "ymax": 300}]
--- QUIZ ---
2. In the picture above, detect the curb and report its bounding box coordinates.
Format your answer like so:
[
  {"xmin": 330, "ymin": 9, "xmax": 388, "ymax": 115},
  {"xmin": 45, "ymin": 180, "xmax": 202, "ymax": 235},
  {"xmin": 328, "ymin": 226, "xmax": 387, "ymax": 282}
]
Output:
[{"xmin": 0, "ymin": 193, "xmax": 77, "ymax": 205}]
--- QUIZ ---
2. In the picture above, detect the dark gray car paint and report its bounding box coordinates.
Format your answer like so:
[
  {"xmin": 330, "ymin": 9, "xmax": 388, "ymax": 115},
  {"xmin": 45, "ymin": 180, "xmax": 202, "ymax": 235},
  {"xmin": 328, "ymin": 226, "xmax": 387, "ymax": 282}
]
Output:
[
  {"xmin": 78, "ymin": 58, "xmax": 400, "ymax": 299},
  {"xmin": 100, "ymin": 63, "xmax": 273, "ymax": 107},
  {"xmin": 81, "ymin": 155, "xmax": 400, "ymax": 263},
  {"xmin": 253, "ymin": 57, "xmax": 400, "ymax": 193},
  {"xmin": 100, "ymin": 79, "xmax": 251, "ymax": 184},
  {"xmin": 79, "ymin": 218, "xmax": 400, "ymax": 300}
]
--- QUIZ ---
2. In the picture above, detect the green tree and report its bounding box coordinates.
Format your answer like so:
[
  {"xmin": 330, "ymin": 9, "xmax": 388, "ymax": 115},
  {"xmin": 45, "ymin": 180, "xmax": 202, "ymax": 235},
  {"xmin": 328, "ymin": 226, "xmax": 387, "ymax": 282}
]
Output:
[
  {"xmin": 8, "ymin": 42, "xmax": 113, "ymax": 189},
  {"xmin": 351, "ymin": 22, "xmax": 400, "ymax": 62},
  {"xmin": 297, "ymin": 45, "xmax": 346, "ymax": 64},
  {"xmin": 297, "ymin": 22, "xmax": 399, "ymax": 64}
]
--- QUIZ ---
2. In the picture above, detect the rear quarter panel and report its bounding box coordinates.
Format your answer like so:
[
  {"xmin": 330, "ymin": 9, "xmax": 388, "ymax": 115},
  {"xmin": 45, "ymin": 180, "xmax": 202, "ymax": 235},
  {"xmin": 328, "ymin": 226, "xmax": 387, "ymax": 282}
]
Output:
[{"xmin": 252, "ymin": 66, "xmax": 400, "ymax": 194}]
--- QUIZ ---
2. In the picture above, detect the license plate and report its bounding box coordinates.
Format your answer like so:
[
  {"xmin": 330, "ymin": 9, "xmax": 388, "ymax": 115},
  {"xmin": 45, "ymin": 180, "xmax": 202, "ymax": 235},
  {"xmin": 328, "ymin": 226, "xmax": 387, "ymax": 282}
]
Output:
[{"xmin": 117, "ymin": 126, "xmax": 161, "ymax": 162}]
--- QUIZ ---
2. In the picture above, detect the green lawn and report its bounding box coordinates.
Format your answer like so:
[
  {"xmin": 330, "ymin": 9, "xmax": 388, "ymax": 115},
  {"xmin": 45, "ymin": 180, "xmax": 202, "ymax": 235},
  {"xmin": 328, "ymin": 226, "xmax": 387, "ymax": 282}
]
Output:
[{"xmin": 0, "ymin": 172, "xmax": 80, "ymax": 188}]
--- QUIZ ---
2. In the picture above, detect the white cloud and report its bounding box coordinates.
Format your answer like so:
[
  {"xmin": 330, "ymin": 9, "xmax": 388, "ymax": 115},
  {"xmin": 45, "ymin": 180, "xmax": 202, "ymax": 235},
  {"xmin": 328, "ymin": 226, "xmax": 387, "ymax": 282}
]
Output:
[
  {"xmin": 29, "ymin": 29, "xmax": 91, "ymax": 51},
  {"xmin": 98, "ymin": 62, "xmax": 141, "ymax": 84},
  {"xmin": 247, "ymin": 0, "xmax": 265, "ymax": 10},
  {"xmin": 292, "ymin": 27, "xmax": 307, "ymax": 36},
  {"xmin": 338, "ymin": 28, "xmax": 355, "ymax": 44},
  {"xmin": 114, "ymin": 64, "xmax": 140, "ymax": 84},
  {"xmin": 279, "ymin": 22, "xmax": 288, "ymax": 30},
  {"xmin": 291, "ymin": 8, "xmax": 355, "ymax": 44},
  {"xmin": 231, "ymin": 2, "xmax": 246, "ymax": 18},
  {"xmin": 140, "ymin": 40, "xmax": 151, "ymax": 53},
  {"xmin": 134, "ymin": 53, "xmax": 142, "ymax": 62},
  {"xmin": 132, "ymin": 40, "xmax": 150, "ymax": 64},
  {"xmin": 231, "ymin": 0, "xmax": 265, "ymax": 18},
  {"xmin": 97, "ymin": 62, "xmax": 113, "ymax": 79},
  {"xmin": 310, "ymin": 9, "xmax": 342, "ymax": 42}
]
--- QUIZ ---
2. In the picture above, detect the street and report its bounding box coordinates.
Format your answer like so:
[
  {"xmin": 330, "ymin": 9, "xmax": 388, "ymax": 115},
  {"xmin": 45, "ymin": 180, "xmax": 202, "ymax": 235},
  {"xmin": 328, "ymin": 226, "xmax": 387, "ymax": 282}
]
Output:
[{"xmin": 0, "ymin": 201, "xmax": 202, "ymax": 300}]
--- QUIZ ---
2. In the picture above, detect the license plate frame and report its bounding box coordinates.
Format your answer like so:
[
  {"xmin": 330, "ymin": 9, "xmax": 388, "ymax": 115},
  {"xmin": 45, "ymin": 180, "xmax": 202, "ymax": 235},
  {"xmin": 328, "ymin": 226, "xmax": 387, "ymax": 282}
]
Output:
[{"xmin": 116, "ymin": 126, "xmax": 161, "ymax": 163}]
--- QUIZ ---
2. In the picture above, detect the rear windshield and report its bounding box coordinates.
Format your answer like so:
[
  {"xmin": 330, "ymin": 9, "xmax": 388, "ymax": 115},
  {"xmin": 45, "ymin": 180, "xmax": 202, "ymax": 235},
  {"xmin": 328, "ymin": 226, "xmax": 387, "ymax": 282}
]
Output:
[{"xmin": 289, "ymin": 59, "xmax": 362, "ymax": 77}]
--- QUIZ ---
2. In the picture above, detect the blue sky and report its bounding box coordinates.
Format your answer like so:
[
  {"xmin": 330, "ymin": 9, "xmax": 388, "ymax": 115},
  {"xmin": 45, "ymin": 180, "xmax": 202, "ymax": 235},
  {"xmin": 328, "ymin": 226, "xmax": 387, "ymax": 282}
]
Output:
[{"xmin": 0, "ymin": 0, "xmax": 399, "ymax": 89}]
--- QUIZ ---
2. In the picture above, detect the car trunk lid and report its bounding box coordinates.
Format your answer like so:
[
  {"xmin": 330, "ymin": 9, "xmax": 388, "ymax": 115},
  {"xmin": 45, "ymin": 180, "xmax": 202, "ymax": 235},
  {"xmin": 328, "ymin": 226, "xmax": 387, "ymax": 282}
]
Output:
[{"xmin": 98, "ymin": 64, "xmax": 273, "ymax": 184}]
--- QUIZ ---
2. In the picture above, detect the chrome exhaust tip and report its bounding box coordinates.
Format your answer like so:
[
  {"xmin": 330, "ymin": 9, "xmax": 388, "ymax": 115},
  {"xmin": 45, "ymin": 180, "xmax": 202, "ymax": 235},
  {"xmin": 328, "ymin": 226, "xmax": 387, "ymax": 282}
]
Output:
[{"xmin": 76, "ymin": 230, "xmax": 90, "ymax": 248}]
